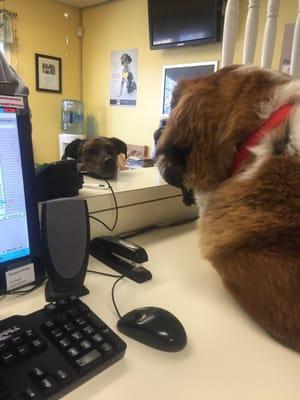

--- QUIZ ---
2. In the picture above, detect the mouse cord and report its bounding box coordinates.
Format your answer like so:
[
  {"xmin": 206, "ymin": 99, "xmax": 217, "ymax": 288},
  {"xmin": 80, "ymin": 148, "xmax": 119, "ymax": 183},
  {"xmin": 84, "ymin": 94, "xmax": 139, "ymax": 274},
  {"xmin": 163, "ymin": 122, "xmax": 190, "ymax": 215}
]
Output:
[
  {"xmin": 112, "ymin": 276, "xmax": 125, "ymax": 319},
  {"xmin": 86, "ymin": 270, "xmax": 125, "ymax": 319},
  {"xmin": 88, "ymin": 179, "xmax": 119, "ymax": 232}
]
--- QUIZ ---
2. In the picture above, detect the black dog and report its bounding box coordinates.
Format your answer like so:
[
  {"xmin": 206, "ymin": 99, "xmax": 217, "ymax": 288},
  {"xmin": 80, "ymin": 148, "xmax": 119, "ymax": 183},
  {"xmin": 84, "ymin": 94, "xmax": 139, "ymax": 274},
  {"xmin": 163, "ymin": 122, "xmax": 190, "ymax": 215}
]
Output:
[
  {"xmin": 120, "ymin": 53, "xmax": 137, "ymax": 96},
  {"xmin": 62, "ymin": 137, "xmax": 127, "ymax": 179}
]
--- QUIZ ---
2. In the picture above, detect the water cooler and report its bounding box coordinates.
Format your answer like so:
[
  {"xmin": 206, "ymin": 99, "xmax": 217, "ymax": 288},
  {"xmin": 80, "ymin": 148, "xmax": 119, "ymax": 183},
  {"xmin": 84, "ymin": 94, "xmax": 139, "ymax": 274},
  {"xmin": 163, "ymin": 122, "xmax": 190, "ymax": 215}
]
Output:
[{"xmin": 59, "ymin": 99, "xmax": 86, "ymax": 158}]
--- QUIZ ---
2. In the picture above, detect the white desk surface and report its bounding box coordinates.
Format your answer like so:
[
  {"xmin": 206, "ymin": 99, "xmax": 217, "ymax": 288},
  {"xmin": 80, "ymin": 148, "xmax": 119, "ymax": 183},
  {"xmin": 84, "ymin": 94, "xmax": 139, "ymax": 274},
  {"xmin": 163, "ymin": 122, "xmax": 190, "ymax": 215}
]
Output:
[
  {"xmin": 79, "ymin": 167, "xmax": 179, "ymax": 198},
  {"xmin": 1, "ymin": 222, "xmax": 300, "ymax": 400}
]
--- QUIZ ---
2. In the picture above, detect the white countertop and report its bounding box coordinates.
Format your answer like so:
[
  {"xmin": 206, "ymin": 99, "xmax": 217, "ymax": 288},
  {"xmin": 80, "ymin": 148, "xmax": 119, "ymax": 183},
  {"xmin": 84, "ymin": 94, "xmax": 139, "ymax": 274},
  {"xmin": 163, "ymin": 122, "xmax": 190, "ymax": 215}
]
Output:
[
  {"xmin": 78, "ymin": 167, "xmax": 185, "ymax": 213},
  {"xmin": 1, "ymin": 222, "xmax": 300, "ymax": 400},
  {"xmin": 77, "ymin": 166, "xmax": 198, "ymax": 237},
  {"xmin": 79, "ymin": 167, "xmax": 179, "ymax": 198}
]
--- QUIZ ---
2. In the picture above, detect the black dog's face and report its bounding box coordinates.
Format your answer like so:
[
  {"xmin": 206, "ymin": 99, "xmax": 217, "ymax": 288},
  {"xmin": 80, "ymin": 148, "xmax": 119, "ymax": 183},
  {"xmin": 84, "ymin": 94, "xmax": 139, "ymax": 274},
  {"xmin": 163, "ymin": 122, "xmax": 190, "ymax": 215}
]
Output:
[
  {"xmin": 62, "ymin": 137, "xmax": 127, "ymax": 179},
  {"xmin": 121, "ymin": 53, "xmax": 132, "ymax": 66},
  {"xmin": 80, "ymin": 138, "xmax": 118, "ymax": 179}
]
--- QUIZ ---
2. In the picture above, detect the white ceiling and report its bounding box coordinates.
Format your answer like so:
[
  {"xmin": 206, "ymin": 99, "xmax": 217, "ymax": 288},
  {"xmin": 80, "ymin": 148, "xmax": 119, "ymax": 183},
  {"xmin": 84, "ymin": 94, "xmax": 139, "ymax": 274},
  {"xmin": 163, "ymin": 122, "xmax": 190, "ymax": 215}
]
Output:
[{"xmin": 55, "ymin": 0, "xmax": 109, "ymax": 8}]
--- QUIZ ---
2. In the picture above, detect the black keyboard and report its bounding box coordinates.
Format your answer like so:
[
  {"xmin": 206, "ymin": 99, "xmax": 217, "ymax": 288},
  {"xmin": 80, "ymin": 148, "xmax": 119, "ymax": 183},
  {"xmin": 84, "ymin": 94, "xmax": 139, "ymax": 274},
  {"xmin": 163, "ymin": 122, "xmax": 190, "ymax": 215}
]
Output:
[{"xmin": 0, "ymin": 297, "xmax": 127, "ymax": 399}]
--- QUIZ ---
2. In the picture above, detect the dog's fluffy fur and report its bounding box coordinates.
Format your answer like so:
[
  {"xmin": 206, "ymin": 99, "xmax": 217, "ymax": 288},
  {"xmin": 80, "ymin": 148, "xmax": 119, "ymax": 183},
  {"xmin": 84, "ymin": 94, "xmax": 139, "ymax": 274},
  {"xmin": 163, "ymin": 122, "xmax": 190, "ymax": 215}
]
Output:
[{"xmin": 157, "ymin": 65, "xmax": 300, "ymax": 352}]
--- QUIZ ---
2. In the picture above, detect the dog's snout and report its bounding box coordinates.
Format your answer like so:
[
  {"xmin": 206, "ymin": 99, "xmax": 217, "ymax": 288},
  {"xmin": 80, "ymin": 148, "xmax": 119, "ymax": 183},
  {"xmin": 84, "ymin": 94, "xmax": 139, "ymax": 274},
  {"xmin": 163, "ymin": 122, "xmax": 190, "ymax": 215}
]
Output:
[{"xmin": 157, "ymin": 156, "xmax": 184, "ymax": 189}]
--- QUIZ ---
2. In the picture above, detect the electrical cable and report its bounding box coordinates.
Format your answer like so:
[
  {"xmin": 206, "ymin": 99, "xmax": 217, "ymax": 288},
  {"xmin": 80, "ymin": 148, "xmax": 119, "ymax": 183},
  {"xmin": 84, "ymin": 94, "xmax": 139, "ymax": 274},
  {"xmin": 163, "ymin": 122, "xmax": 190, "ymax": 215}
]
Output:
[
  {"xmin": 87, "ymin": 270, "xmax": 122, "ymax": 279},
  {"xmin": 86, "ymin": 270, "xmax": 125, "ymax": 318},
  {"xmin": 89, "ymin": 178, "xmax": 119, "ymax": 232},
  {"xmin": 4, "ymin": 277, "xmax": 47, "ymax": 296},
  {"xmin": 111, "ymin": 276, "xmax": 125, "ymax": 319}
]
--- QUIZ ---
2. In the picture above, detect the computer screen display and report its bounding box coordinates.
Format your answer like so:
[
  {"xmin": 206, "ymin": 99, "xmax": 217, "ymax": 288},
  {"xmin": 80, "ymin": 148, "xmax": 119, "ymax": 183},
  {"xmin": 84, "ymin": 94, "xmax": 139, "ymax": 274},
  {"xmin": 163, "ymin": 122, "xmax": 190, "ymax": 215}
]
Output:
[
  {"xmin": 0, "ymin": 96, "xmax": 44, "ymax": 293},
  {"xmin": 161, "ymin": 62, "xmax": 218, "ymax": 117},
  {"xmin": 0, "ymin": 107, "xmax": 30, "ymax": 263}
]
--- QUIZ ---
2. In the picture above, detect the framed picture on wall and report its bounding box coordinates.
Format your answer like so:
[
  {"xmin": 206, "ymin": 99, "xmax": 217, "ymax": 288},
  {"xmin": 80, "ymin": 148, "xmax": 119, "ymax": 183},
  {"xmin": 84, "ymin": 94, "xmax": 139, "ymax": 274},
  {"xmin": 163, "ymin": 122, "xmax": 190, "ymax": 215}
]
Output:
[
  {"xmin": 161, "ymin": 61, "xmax": 218, "ymax": 117},
  {"xmin": 35, "ymin": 54, "xmax": 62, "ymax": 93}
]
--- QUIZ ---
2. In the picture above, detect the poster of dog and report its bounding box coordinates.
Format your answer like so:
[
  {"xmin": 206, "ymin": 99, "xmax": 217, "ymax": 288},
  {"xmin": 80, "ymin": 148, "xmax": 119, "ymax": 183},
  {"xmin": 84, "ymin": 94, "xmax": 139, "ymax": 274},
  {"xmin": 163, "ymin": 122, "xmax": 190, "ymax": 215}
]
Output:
[{"xmin": 110, "ymin": 48, "xmax": 138, "ymax": 107}]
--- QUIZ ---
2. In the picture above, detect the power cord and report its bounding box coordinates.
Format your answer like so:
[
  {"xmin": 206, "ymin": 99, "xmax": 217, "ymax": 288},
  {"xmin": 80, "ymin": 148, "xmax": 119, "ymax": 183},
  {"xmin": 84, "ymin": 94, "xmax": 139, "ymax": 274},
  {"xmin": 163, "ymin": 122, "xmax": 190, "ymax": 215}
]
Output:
[
  {"xmin": 4, "ymin": 277, "xmax": 47, "ymax": 296},
  {"xmin": 89, "ymin": 179, "xmax": 119, "ymax": 232},
  {"xmin": 87, "ymin": 269, "xmax": 121, "ymax": 279}
]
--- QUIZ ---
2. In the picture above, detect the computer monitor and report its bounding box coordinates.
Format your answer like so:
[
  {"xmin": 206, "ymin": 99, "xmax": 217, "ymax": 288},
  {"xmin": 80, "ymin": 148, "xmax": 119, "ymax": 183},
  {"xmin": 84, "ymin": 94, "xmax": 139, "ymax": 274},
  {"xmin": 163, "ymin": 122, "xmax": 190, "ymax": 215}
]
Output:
[
  {"xmin": 161, "ymin": 61, "xmax": 218, "ymax": 117},
  {"xmin": 0, "ymin": 94, "xmax": 45, "ymax": 293}
]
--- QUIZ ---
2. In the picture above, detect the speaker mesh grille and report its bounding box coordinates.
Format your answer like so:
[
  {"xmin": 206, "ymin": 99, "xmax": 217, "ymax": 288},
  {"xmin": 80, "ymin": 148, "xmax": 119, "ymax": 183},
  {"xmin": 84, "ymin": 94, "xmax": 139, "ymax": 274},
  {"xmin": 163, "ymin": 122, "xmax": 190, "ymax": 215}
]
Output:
[{"xmin": 45, "ymin": 199, "xmax": 88, "ymax": 279}]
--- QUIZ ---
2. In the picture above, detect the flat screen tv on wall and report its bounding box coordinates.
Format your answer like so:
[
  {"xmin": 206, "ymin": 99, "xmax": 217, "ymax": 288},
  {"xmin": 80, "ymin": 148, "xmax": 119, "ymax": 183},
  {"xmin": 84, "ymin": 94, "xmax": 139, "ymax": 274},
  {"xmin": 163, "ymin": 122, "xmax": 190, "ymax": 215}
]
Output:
[{"xmin": 148, "ymin": 0, "xmax": 224, "ymax": 50}]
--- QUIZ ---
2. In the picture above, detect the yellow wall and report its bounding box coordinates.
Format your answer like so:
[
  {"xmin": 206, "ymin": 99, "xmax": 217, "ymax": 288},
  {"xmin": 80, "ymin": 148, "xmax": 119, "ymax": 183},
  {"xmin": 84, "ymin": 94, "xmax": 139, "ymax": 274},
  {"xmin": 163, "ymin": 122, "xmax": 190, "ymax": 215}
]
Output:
[
  {"xmin": 82, "ymin": 0, "xmax": 222, "ymax": 151},
  {"xmin": 3, "ymin": 0, "xmax": 299, "ymax": 162},
  {"xmin": 5, "ymin": 0, "xmax": 82, "ymax": 163},
  {"xmin": 82, "ymin": 0, "xmax": 298, "ymax": 153}
]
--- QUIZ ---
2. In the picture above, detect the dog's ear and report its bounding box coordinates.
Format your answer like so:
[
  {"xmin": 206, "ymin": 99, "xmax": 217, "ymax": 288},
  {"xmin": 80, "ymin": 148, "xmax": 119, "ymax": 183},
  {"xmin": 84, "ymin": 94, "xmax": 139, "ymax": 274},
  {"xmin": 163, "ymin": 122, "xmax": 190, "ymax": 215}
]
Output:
[
  {"xmin": 108, "ymin": 138, "xmax": 127, "ymax": 158},
  {"xmin": 62, "ymin": 139, "xmax": 85, "ymax": 160},
  {"xmin": 157, "ymin": 86, "xmax": 224, "ymax": 191}
]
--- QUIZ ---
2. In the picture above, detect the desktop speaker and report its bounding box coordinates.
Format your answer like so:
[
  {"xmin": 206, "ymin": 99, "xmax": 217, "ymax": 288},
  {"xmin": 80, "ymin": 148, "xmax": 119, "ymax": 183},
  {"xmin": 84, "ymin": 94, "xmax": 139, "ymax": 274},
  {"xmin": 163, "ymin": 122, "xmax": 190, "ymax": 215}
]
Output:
[{"xmin": 41, "ymin": 198, "xmax": 90, "ymax": 302}]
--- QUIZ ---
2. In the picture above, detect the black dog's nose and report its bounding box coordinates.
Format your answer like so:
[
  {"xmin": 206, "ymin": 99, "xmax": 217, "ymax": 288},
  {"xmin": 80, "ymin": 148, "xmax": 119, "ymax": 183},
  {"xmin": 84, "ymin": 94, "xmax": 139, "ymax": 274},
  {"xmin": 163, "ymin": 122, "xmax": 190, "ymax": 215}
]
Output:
[{"xmin": 103, "ymin": 156, "xmax": 115, "ymax": 169}]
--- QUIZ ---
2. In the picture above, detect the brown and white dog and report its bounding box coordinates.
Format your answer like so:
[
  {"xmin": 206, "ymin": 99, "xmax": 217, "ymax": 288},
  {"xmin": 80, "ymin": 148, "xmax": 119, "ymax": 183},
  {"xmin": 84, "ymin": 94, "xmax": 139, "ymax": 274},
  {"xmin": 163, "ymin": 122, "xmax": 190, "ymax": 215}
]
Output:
[
  {"xmin": 62, "ymin": 137, "xmax": 127, "ymax": 179},
  {"xmin": 157, "ymin": 65, "xmax": 300, "ymax": 352}
]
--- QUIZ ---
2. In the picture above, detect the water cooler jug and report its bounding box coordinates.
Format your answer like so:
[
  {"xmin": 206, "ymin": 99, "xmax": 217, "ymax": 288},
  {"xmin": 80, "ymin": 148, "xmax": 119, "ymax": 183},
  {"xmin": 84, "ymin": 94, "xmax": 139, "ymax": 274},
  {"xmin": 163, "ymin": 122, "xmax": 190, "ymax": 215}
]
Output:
[{"xmin": 59, "ymin": 99, "xmax": 86, "ymax": 158}]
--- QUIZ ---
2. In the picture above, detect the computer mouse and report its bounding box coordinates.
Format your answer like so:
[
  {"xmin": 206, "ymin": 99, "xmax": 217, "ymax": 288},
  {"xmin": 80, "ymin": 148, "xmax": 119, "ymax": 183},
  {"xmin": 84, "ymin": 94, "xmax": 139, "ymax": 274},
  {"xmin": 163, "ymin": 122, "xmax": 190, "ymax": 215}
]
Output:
[{"xmin": 117, "ymin": 307, "xmax": 187, "ymax": 352}]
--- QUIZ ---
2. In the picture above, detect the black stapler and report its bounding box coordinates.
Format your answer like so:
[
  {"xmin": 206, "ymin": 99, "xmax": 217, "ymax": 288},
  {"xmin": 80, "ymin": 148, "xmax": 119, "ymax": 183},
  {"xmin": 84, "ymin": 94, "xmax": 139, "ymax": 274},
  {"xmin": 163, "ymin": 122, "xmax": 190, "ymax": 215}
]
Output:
[{"xmin": 89, "ymin": 236, "xmax": 152, "ymax": 283}]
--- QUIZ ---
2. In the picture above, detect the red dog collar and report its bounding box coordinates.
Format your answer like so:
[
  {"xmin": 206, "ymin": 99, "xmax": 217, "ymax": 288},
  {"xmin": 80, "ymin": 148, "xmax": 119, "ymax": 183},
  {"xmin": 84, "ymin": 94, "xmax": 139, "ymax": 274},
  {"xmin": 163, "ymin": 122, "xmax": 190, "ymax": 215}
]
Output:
[{"xmin": 229, "ymin": 104, "xmax": 294, "ymax": 177}]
